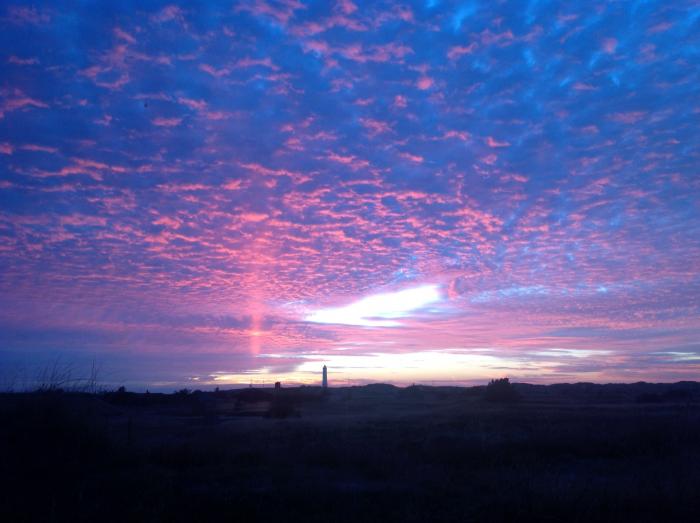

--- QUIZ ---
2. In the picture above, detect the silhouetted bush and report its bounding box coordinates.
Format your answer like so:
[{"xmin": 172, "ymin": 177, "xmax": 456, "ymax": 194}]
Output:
[{"xmin": 484, "ymin": 377, "xmax": 519, "ymax": 403}]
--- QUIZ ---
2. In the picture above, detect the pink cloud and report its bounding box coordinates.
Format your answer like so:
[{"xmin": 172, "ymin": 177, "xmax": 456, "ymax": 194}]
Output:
[
  {"xmin": 240, "ymin": 212, "xmax": 269, "ymax": 223},
  {"xmin": 0, "ymin": 88, "xmax": 49, "ymax": 119},
  {"xmin": 152, "ymin": 117, "xmax": 183, "ymax": 127},
  {"xmin": 235, "ymin": 57, "xmax": 279, "ymax": 70},
  {"xmin": 34, "ymin": 157, "xmax": 125, "ymax": 181},
  {"xmin": 441, "ymin": 130, "xmax": 470, "ymax": 141},
  {"xmin": 157, "ymin": 183, "xmax": 210, "ymax": 193},
  {"xmin": 648, "ymin": 21, "xmax": 672, "ymax": 34},
  {"xmin": 416, "ymin": 76, "xmax": 434, "ymax": 90},
  {"xmin": 354, "ymin": 97, "xmax": 374, "ymax": 106},
  {"xmin": 337, "ymin": 0, "xmax": 357, "ymax": 15},
  {"xmin": 151, "ymin": 5, "xmax": 186, "ymax": 24},
  {"xmin": 501, "ymin": 173, "xmax": 529, "ymax": 183},
  {"xmin": 238, "ymin": 162, "xmax": 310, "ymax": 184},
  {"xmin": 360, "ymin": 118, "xmax": 392, "ymax": 136},
  {"xmin": 20, "ymin": 144, "xmax": 58, "ymax": 153},
  {"xmin": 602, "ymin": 38, "xmax": 618, "ymax": 54},
  {"xmin": 285, "ymin": 137, "xmax": 304, "ymax": 151},
  {"xmin": 393, "ymin": 95, "xmax": 408, "ymax": 108},
  {"xmin": 326, "ymin": 152, "xmax": 370, "ymax": 170},
  {"xmin": 391, "ymin": 5, "xmax": 414, "ymax": 23},
  {"xmin": 609, "ymin": 111, "xmax": 646, "ymax": 124},
  {"xmin": 447, "ymin": 43, "xmax": 477, "ymax": 61},
  {"xmin": 95, "ymin": 74, "xmax": 130, "ymax": 91},
  {"xmin": 73, "ymin": 158, "xmax": 124, "ymax": 172},
  {"xmin": 580, "ymin": 125, "xmax": 599, "ymax": 134},
  {"xmin": 480, "ymin": 30, "xmax": 515, "ymax": 46},
  {"xmin": 6, "ymin": 6, "xmax": 50, "ymax": 25},
  {"xmin": 336, "ymin": 43, "xmax": 413, "ymax": 63},
  {"xmin": 485, "ymin": 136, "xmax": 510, "ymax": 148},
  {"xmin": 7, "ymin": 55, "xmax": 39, "ymax": 65},
  {"xmin": 302, "ymin": 40, "xmax": 331, "ymax": 56},
  {"xmin": 177, "ymin": 97, "xmax": 207, "ymax": 111},
  {"xmin": 60, "ymin": 214, "xmax": 108, "ymax": 227},
  {"xmin": 293, "ymin": 14, "xmax": 366, "ymax": 36},
  {"xmin": 205, "ymin": 111, "xmax": 234, "ymax": 121},
  {"xmin": 80, "ymin": 61, "xmax": 131, "ymax": 90},
  {"xmin": 222, "ymin": 180, "xmax": 243, "ymax": 191},
  {"xmin": 235, "ymin": 0, "xmax": 307, "ymax": 26},
  {"xmin": 199, "ymin": 64, "xmax": 230, "ymax": 77},
  {"xmin": 95, "ymin": 114, "xmax": 113, "ymax": 126},
  {"xmin": 153, "ymin": 216, "xmax": 182, "ymax": 229},
  {"xmin": 399, "ymin": 152, "xmax": 424, "ymax": 163},
  {"xmin": 114, "ymin": 27, "xmax": 136, "ymax": 44}
]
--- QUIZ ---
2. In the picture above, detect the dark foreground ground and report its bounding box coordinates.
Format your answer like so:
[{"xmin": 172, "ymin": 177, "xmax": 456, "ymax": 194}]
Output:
[{"xmin": 1, "ymin": 382, "xmax": 699, "ymax": 522}]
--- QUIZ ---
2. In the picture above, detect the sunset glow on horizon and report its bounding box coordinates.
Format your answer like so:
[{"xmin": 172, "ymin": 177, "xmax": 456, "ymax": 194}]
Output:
[{"xmin": 1, "ymin": 1, "xmax": 699, "ymax": 390}]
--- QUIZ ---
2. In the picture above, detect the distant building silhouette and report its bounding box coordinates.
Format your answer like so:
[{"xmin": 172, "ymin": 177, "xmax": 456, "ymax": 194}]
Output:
[
  {"xmin": 322, "ymin": 365, "xmax": 328, "ymax": 388},
  {"xmin": 274, "ymin": 381, "xmax": 281, "ymax": 390}
]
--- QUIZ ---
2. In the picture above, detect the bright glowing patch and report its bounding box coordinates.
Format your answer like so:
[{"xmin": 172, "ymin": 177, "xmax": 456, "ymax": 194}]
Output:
[
  {"xmin": 530, "ymin": 349, "xmax": 613, "ymax": 359},
  {"xmin": 654, "ymin": 352, "xmax": 700, "ymax": 362},
  {"xmin": 306, "ymin": 284, "xmax": 442, "ymax": 327}
]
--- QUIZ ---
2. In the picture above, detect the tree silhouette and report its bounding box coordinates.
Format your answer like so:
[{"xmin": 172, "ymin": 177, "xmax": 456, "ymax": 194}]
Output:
[{"xmin": 484, "ymin": 377, "xmax": 519, "ymax": 403}]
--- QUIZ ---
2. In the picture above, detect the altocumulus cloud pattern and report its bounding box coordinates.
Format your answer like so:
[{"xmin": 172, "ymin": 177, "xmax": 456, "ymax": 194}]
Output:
[{"xmin": 0, "ymin": 1, "xmax": 699, "ymax": 388}]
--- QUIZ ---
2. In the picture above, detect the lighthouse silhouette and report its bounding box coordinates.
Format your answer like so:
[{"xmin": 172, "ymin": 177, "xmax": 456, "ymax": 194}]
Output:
[{"xmin": 322, "ymin": 365, "xmax": 328, "ymax": 389}]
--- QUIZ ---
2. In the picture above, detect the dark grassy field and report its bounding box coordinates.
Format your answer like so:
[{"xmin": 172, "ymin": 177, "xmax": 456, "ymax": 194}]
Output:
[{"xmin": 1, "ymin": 382, "xmax": 699, "ymax": 522}]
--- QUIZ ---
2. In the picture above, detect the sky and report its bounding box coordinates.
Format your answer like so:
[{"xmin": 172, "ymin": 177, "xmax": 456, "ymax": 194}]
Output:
[{"xmin": 1, "ymin": 1, "xmax": 699, "ymax": 390}]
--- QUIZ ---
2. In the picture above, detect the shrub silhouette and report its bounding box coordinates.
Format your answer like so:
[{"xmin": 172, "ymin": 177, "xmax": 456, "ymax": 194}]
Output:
[{"xmin": 484, "ymin": 377, "xmax": 519, "ymax": 403}]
